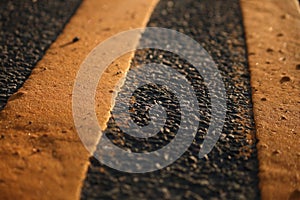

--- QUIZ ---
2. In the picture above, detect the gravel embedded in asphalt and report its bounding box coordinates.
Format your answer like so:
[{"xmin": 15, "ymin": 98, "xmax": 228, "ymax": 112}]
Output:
[
  {"xmin": 81, "ymin": 0, "xmax": 260, "ymax": 199},
  {"xmin": 0, "ymin": 0, "xmax": 82, "ymax": 110}
]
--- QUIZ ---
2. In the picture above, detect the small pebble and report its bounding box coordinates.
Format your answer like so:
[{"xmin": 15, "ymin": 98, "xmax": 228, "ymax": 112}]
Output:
[
  {"xmin": 281, "ymin": 115, "xmax": 287, "ymax": 120},
  {"xmin": 277, "ymin": 33, "xmax": 284, "ymax": 37},
  {"xmin": 280, "ymin": 76, "xmax": 291, "ymax": 83},
  {"xmin": 32, "ymin": 148, "xmax": 40, "ymax": 153},
  {"xmin": 273, "ymin": 149, "xmax": 281, "ymax": 154},
  {"xmin": 261, "ymin": 97, "xmax": 267, "ymax": 101},
  {"xmin": 72, "ymin": 36, "xmax": 80, "ymax": 43},
  {"xmin": 279, "ymin": 57, "xmax": 286, "ymax": 61}
]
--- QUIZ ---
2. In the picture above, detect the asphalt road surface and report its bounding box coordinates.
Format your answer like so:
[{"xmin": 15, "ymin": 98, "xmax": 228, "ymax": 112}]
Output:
[
  {"xmin": 0, "ymin": 0, "xmax": 261, "ymax": 199},
  {"xmin": 81, "ymin": 0, "xmax": 260, "ymax": 199},
  {"xmin": 0, "ymin": 0, "xmax": 82, "ymax": 110}
]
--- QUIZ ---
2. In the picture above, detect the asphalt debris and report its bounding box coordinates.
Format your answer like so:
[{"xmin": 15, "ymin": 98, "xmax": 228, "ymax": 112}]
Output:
[
  {"xmin": 60, "ymin": 36, "xmax": 80, "ymax": 48},
  {"xmin": 280, "ymin": 76, "xmax": 291, "ymax": 84}
]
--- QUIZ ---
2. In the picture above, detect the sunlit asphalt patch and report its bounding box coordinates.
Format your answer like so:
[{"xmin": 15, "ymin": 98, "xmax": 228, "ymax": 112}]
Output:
[
  {"xmin": 80, "ymin": 0, "xmax": 260, "ymax": 199},
  {"xmin": 73, "ymin": 27, "xmax": 227, "ymax": 173},
  {"xmin": 0, "ymin": 0, "xmax": 82, "ymax": 110}
]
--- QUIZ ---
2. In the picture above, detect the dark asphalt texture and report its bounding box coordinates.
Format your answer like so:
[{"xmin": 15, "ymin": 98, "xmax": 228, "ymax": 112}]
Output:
[
  {"xmin": 0, "ymin": 0, "xmax": 82, "ymax": 110},
  {"xmin": 81, "ymin": 0, "xmax": 260, "ymax": 200}
]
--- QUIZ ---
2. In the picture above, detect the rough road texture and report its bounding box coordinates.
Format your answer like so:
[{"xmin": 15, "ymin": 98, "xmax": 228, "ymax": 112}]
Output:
[
  {"xmin": 0, "ymin": 0, "xmax": 82, "ymax": 110},
  {"xmin": 0, "ymin": 0, "xmax": 159, "ymax": 199},
  {"xmin": 81, "ymin": 0, "xmax": 260, "ymax": 199}
]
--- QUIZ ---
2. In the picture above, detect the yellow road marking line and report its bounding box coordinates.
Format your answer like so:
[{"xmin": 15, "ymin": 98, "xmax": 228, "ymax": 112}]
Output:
[
  {"xmin": 241, "ymin": 0, "xmax": 300, "ymax": 199},
  {"xmin": 0, "ymin": 0, "xmax": 158, "ymax": 199}
]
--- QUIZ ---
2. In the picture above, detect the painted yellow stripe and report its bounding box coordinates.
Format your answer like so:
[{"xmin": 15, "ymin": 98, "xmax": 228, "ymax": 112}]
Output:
[
  {"xmin": 0, "ymin": 0, "xmax": 158, "ymax": 199},
  {"xmin": 241, "ymin": 0, "xmax": 300, "ymax": 199}
]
